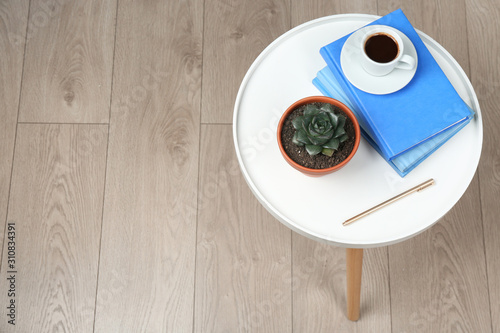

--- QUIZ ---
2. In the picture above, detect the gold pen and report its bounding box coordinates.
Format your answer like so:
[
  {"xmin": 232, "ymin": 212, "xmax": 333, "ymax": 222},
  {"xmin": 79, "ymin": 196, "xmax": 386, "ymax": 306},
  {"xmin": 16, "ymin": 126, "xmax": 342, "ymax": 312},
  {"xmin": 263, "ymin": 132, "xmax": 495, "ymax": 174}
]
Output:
[{"xmin": 343, "ymin": 178, "xmax": 435, "ymax": 226}]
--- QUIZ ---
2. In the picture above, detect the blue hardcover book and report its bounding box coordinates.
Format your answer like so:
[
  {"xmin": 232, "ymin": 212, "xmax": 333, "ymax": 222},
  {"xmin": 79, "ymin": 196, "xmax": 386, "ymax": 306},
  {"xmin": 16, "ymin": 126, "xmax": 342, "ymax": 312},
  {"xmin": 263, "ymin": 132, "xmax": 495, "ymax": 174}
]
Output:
[
  {"xmin": 313, "ymin": 66, "xmax": 472, "ymax": 176},
  {"xmin": 318, "ymin": 9, "xmax": 474, "ymax": 165}
]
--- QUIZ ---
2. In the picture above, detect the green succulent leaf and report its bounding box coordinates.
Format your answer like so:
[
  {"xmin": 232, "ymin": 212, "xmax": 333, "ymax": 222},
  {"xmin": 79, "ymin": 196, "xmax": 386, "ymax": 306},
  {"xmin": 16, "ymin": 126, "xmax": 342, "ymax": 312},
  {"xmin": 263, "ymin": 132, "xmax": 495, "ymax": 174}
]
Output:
[
  {"xmin": 304, "ymin": 104, "xmax": 320, "ymax": 117},
  {"xmin": 327, "ymin": 112, "xmax": 339, "ymax": 129},
  {"xmin": 323, "ymin": 137, "xmax": 340, "ymax": 150},
  {"xmin": 332, "ymin": 126, "xmax": 345, "ymax": 138},
  {"xmin": 307, "ymin": 132, "xmax": 329, "ymax": 146},
  {"xmin": 319, "ymin": 103, "xmax": 333, "ymax": 113},
  {"xmin": 305, "ymin": 144, "xmax": 322, "ymax": 156},
  {"xmin": 315, "ymin": 129, "xmax": 334, "ymax": 142},
  {"xmin": 335, "ymin": 116, "xmax": 346, "ymax": 134},
  {"xmin": 291, "ymin": 117, "xmax": 304, "ymax": 130},
  {"xmin": 317, "ymin": 113, "xmax": 329, "ymax": 123},
  {"xmin": 310, "ymin": 115, "xmax": 333, "ymax": 137},
  {"xmin": 331, "ymin": 116, "xmax": 346, "ymax": 138},
  {"xmin": 318, "ymin": 114, "xmax": 332, "ymax": 129},
  {"xmin": 321, "ymin": 148, "xmax": 334, "ymax": 157},
  {"xmin": 301, "ymin": 115, "xmax": 313, "ymax": 131},
  {"xmin": 290, "ymin": 103, "xmax": 350, "ymax": 157},
  {"xmin": 308, "ymin": 121, "xmax": 332, "ymax": 138},
  {"xmin": 295, "ymin": 129, "xmax": 311, "ymax": 145},
  {"xmin": 292, "ymin": 132, "xmax": 304, "ymax": 146}
]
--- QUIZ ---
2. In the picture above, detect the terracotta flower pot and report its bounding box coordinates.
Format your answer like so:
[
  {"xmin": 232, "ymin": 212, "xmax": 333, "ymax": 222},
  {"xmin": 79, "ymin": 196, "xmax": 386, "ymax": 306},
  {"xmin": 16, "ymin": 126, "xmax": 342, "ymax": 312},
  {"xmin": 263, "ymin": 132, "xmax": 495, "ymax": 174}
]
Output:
[{"xmin": 277, "ymin": 96, "xmax": 361, "ymax": 176}]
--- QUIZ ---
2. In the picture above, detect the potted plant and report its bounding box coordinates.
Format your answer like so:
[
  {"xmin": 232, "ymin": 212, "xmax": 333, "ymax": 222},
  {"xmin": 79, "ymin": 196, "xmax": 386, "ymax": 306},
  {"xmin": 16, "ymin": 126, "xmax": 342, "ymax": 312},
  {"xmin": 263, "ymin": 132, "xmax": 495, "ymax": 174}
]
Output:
[{"xmin": 277, "ymin": 96, "xmax": 360, "ymax": 176}]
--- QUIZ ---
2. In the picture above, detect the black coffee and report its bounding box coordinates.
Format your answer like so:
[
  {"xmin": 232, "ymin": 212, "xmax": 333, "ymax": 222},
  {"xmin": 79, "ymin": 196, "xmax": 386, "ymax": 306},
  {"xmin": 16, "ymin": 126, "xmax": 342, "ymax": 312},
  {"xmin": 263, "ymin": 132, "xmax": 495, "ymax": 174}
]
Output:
[{"xmin": 364, "ymin": 33, "xmax": 399, "ymax": 63}]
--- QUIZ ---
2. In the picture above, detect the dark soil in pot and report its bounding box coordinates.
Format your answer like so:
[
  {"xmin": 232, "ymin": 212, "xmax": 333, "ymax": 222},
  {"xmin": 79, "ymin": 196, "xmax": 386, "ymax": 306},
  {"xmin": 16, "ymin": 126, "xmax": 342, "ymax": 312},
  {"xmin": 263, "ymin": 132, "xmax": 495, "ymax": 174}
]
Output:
[{"xmin": 280, "ymin": 102, "xmax": 356, "ymax": 169}]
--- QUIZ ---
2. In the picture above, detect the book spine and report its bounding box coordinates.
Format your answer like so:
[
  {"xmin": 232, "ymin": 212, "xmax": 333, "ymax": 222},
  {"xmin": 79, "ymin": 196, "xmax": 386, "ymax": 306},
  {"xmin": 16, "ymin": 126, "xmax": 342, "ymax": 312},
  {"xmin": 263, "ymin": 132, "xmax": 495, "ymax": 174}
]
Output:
[{"xmin": 319, "ymin": 47, "xmax": 394, "ymax": 160}]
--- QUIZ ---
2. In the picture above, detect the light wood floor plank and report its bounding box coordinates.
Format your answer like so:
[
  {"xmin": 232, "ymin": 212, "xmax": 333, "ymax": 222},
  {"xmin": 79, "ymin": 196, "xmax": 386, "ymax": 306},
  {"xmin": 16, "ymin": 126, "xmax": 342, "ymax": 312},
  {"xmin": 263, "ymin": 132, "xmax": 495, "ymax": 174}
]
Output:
[
  {"xmin": 290, "ymin": 1, "xmax": 389, "ymax": 331},
  {"xmin": 94, "ymin": 1, "xmax": 203, "ymax": 332},
  {"xmin": 466, "ymin": 0, "xmax": 500, "ymax": 331},
  {"xmin": 387, "ymin": 180, "xmax": 490, "ymax": 333},
  {"xmin": 379, "ymin": 0, "xmax": 470, "ymax": 72},
  {"xmin": 291, "ymin": 0, "xmax": 377, "ymax": 27},
  {"xmin": 18, "ymin": 0, "xmax": 116, "ymax": 123},
  {"xmin": 0, "ymin": 124, "xmax": 108, "ymax": 332},
  {"xmin": 0, "ymin": 0, "xmax": 29, "ymax": 270},
  {"xmin": 201, "ymin": 0, "xmax": 290, "ymax": 124},
  {"xmin": 292, "ymin": 237, "xmax": 391, "ymax": 332},
  {"xmin": 379, "ymin": 1, "xmax": 491, "ymax": 332},
  {"xmin": 2, "ymin": 1, "xmax": 498, "ymax": 331},
  {"xmin": 195, "ymin": 125, "xmax": 292, "ymax": 332}
]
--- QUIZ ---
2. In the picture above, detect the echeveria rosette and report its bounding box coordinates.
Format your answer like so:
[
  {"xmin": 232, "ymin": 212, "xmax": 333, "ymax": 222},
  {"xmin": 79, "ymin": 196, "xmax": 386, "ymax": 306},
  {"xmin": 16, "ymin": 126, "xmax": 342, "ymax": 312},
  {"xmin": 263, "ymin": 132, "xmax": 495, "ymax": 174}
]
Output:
[{"xmin": 291, "ymin": 103, "xmax": 349, "ymax": 157}]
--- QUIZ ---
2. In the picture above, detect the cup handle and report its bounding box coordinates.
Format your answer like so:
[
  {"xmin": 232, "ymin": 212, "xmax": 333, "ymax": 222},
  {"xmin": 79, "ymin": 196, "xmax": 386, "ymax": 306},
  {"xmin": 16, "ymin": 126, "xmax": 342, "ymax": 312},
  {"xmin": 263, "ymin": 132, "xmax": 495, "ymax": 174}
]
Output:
[{"xmin": 396, "ymin": 54, "xmax": 416, "ymax": 70}]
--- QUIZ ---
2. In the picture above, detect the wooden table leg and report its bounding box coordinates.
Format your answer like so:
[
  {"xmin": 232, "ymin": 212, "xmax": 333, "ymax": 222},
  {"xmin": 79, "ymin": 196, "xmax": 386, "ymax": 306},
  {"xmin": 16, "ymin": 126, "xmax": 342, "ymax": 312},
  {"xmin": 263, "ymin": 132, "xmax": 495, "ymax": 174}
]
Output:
[{"xmin": 346, "ymin": 248, "xmax": 363, "ymax": 321}]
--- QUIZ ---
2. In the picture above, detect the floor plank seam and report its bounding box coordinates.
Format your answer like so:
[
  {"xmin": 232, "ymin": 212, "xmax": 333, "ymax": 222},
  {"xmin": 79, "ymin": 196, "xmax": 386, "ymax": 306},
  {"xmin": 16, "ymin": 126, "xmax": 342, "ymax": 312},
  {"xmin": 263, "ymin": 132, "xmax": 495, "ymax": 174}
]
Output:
[
  {"xmin": 463, "ymin": 0, "xmax": 472, "ymax": 75},
  {"xmin": 476, "ymin": 172, "xmax": 494, "ymax": 333},
  {"xmin": 92, "ymin": 0, "xmax": 120, "ymax": 331},
  {"xmin": 290, "ymin": 231, "xmax": 294, "ymax": 333},
  {"xmin": 17, "ymin": 122, "xmax": 110, "ymax": 126},
  {"xmin": 200, "ymin": 122, "xmax": 232, "ymax": 125},
  {"xmin": 386, "ymin": 247, "xmax": 393, "ymax": 333},
  {"xmin": 0, "ymin": 0, "xmax": 32, "ymax": 273},
  {"xmin": 192, "ymin": 0, "xmax": 208, "ymax": 331}
]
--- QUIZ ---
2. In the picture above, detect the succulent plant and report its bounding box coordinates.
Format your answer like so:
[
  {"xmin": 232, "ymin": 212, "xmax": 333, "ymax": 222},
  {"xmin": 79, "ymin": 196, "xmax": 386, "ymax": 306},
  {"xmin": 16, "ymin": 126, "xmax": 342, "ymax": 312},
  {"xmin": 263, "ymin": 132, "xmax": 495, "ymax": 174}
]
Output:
[{"xmin": 291, "ymin": 103, "xmax": 349, "ymax": 157}]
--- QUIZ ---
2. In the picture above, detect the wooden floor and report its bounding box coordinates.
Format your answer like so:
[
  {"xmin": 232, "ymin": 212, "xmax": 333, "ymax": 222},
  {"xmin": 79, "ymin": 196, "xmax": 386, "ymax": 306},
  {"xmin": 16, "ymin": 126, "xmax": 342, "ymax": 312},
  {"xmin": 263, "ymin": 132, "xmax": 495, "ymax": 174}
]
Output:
[{"xmin": 0, "ymin": 0, "xmax": 498, "ymax": 332}]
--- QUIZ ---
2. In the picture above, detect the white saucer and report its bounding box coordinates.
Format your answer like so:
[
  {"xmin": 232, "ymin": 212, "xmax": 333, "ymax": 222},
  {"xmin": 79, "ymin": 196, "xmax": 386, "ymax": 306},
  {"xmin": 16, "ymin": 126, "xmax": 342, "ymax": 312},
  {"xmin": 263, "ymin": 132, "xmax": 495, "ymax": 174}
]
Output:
[{"xmin": 340, "ymin": 25, "xmax": 418, "ymax": 95}]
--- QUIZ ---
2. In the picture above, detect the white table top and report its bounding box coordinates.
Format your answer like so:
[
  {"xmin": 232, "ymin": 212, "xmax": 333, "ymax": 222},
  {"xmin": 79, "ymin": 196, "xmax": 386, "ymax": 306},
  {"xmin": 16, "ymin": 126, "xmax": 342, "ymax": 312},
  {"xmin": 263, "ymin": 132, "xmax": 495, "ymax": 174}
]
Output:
[{"xmin": 232, "ymin": 14, "xmax": 483, "ymax": 248}]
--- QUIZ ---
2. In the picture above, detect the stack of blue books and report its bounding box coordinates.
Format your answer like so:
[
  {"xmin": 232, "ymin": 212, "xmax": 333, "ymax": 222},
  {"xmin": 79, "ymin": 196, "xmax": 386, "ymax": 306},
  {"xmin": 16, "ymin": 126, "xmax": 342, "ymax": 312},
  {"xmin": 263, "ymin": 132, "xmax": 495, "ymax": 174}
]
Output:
[{"xmin": 313, "ymin": 9, "xmax": 474, "ymax": 177}]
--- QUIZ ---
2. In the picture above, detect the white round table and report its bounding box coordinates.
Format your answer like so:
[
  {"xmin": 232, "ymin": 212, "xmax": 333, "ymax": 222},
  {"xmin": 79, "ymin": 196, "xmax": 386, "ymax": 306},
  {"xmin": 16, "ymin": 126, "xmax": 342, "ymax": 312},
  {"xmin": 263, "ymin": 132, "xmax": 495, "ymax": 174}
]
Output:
[{"xmin": 233, "ymin": 14, "xmax": 482, "ymax": 320}]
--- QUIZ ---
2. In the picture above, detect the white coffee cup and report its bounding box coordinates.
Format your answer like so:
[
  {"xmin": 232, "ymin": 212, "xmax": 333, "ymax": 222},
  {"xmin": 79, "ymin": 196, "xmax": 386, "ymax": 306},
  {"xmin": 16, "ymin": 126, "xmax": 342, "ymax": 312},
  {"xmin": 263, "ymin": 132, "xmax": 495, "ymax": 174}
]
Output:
[{"xmin": 360, "ymin": 26, "xmax": 416, "ymax": 76}]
